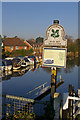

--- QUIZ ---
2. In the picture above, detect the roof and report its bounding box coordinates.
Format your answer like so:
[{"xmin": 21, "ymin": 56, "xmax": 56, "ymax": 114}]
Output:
[
  {"xmin": 24, "ymin": 41, "xmax": 32, "ymax": 48},
  {"xmin": 4, "ymin": 38, "xmax": 28, "ymax": 46},
  {"xmin": 27, "ymin": 40, "xmax": 43, "ymax": 47},
  {"xmin": 27, "ymin": 40, "xmax": 34, "ymax": 46}
]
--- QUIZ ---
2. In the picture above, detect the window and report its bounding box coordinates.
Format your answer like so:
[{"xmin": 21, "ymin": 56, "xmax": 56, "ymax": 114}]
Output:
[
  {"xmin": 16, "ymin": 46, "xmax": 19, "ymax": 49},
  {"xmin": 24, "ymin": 46, "xmax": 26, "ymax": 49},
  {"xmin": 11, "ymin": 46, "xmax": 13, "ymax": 50},
  {"xmin": 27, "ymin": 46, "xmax": 29, "ymax": 50}
]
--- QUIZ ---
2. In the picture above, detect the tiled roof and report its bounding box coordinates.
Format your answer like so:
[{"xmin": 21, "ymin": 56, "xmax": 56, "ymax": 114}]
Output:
[{"xmin": 4, "ymin": 38, "xmax": 27, "ymax": 46}]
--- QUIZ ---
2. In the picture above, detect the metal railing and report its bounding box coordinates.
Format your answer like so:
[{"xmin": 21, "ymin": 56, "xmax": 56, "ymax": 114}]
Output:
[{"xmin": 6, "ymin": 94, "xmax": 35, "ymax": 119}]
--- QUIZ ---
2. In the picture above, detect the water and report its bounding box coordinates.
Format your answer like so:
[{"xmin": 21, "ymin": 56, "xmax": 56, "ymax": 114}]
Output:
[
  {"xmin": 2, "ymin": 57, "xmax": 79, "ymax": 119},
  {"xmin": 2, "ymin": 65, "xmax": 51, "ymax": 98}
]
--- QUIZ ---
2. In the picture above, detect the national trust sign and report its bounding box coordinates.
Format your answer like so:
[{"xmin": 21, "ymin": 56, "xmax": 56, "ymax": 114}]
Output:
[{"xmin": 44, "ymin": 20, "xmax": 67, "ymax": 47}]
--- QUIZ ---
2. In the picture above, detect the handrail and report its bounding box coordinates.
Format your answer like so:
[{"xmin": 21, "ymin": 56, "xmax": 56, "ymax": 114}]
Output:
[{"xmin": 26, "ymin": 82, "xmax": 48, "ymax": 95}]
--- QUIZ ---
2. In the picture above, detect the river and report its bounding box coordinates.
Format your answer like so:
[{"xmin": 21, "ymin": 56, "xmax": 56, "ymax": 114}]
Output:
[{"xmin": 2, "ymin": 57, "xmax": 79, "ymax": 119}]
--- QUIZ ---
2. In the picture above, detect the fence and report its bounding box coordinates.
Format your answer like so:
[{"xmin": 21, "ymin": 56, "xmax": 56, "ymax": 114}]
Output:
[
  {"xmin": 5, "ymin": 94, "xmax": 52, "ymax": 119},
  {"xmin": 3, "ymin": 77, "xmax": 64, "ymax": 119},
  {"xmin": 6, "ymin": 95, "xmax": 35, "ymax": 119}
]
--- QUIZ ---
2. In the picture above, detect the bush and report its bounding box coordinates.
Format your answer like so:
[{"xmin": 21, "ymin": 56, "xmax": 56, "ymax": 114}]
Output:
[
  {"xmin": 6, "ymin": 49, "xmax": 34, "ymax": 57},
  {"xmin": 4, "ymin": 50, "xmax": 11, "ymax": 57}
]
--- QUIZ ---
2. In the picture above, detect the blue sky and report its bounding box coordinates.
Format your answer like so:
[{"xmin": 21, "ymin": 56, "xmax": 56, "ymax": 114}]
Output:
[{"xmin": 2, "ymin": 2, "xmax": 78, "ymax": 40}]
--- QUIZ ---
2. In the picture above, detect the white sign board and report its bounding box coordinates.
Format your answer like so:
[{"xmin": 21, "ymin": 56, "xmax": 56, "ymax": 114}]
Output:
[
  {"xmin": 44, "ymin": 24, "xmax": 67, "ymax": 47},
  {"xmin": 42, "ymin": 47, "xmax": 67, "ymax": 68}
]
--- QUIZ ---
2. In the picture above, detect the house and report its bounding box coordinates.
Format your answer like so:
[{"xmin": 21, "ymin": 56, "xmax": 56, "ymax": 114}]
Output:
[
  {"xmin": 27, "ymin": 39, "xmax": 43, "ymax": 56},
  {"xmin": 4, "ymin": 37, "xmax": 32, "ymax": 52},
  {"xmin": 24, "ymin": 40, "xmax": 32, "ymax": 50}
]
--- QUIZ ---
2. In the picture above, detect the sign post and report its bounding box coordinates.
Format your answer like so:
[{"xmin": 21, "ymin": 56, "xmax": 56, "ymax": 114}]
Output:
[
  {"xmin": 42, "ymin": 20, "xmax": 67, "ymax": 98},
  {"xmin": 51, "ymin": 67, "xmax": 57, "ymax": 98}
]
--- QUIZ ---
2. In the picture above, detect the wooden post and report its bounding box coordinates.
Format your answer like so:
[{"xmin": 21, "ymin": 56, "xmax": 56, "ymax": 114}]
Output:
[
  {"xmin": 51, "ymin": 67, "xmax": 57, "ymax": 98},
  {"xmin": 50, "ymin": 67, "xmax": 57, "ymax": 119}
]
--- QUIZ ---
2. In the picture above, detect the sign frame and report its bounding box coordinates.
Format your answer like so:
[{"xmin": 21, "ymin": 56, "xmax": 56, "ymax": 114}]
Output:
[{"xmin": 42, "ymin": 47, "xmax": 67, "ymax": 68}]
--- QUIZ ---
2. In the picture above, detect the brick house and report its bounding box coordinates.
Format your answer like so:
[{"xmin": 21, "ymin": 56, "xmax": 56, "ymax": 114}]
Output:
[
  {"xmin": 27, "ymin": 39, "xmax": 43, "ymax": 56},
  {"xmin": 4, "ymin": 37, "xmax": 32, "ymax": 52}
]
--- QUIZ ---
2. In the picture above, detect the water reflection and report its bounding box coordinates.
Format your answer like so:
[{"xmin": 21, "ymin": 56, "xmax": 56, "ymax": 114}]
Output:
[
  {"xmin": 2, "ymin": 64, "xmax": 37, "ymax": 81},
  {"xmin": 2, "ymin": 57, "xmax": 79, "ymax": 81},
  {"xmin": 2, "ymin": 57, "xmax": 79, "ymax": 97},
  {"xmin": 64, "ymin": 57, "xmax": 79, "ymax": 73}
]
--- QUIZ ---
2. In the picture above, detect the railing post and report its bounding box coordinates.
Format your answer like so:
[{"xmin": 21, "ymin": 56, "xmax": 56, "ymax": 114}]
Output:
[
  {"xmin": 69, "ymin": 84, "xmax": 74, "ymax": 120},
  {"xmin": 69, "ymin": 84, "xmax": 72, "ymax": 119},
  {"xmin": 72, "ymin": 86, "xmax": 74, "ymax": 119}
]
